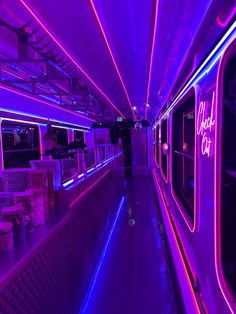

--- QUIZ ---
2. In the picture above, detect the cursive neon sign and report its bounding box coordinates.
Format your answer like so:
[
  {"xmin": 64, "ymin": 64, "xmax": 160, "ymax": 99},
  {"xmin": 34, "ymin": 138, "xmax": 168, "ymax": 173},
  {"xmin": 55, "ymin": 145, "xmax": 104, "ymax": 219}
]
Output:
[{"xmin": 197, "ymin": 91, "xmax": 215, "ymax": 157}]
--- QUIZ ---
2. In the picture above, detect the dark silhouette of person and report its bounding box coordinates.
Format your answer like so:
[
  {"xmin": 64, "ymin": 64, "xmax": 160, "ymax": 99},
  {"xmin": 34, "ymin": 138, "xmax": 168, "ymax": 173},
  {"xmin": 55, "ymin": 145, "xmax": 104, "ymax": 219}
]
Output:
[
  {"xmin": 50, "ymin": 138, "xmax": 68, "ymax": 159},
  {"xmin": 14, "ymin": 133, "xmax": 32, "ymax": 167},
  {"xmin": 68, "ymin": 135, "xmax": 86, "ymax": 150}
]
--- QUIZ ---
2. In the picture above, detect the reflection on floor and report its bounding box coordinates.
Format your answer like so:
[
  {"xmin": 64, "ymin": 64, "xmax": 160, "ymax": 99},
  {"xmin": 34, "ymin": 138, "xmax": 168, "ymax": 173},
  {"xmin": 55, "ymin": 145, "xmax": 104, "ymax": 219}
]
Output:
[{"xmin": 80, "ymin": 172, "xmax": 184, "ymax": 314}]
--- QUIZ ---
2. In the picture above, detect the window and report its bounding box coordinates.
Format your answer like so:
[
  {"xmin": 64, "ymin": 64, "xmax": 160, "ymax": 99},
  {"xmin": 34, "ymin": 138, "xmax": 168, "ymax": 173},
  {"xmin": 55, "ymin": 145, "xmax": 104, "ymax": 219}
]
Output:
[
  {"xmin": 74, "ymin": 130, "xmax": 84, "ymax": 143},
  {"xmin": 172, "ymin": 91, "xmax": 195, "ymax": 225},
  {"xmin": 155, "ymin": 125, "xmax": 159, "ymax": 166},
  {"xmin": 161, "ymin": 119, "xmax": 167, "ymax": 180},
  {"xmin": 221, "ymin": 51, "xmax": 236, "ymax": 294},
  {"xmin": 51, "ymin": 127, "xmax": 68, "ymax": 147},
  {"xmin": 2, "ymin": 121, "xmax": 40, "ymax": 169}
]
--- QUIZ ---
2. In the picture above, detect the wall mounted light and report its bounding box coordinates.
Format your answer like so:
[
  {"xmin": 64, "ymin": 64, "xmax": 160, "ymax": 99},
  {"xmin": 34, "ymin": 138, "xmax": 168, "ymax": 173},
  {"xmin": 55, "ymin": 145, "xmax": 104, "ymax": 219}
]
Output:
[{"xmin": 162, "ymin": 142, "xmax": 170, "ymax": 155}]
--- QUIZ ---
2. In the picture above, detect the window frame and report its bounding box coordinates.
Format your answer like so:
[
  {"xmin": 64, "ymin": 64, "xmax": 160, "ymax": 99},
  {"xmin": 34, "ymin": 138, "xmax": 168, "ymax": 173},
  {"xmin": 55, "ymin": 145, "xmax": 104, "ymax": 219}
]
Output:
[
  {"xmin": 170, "ymin": 87, "xmax": 197, "ymax": 232},
  {"xmin": 160, "ymin": 118, "xmax": 168, "ymax": 182},
  {"xmin": 1, "ymin": 119, "xmax": 41, "ymax": 170},
  {"xmin": 215, "ymin": 38, "xmax": 236, "ymax": 307},
  {"xmin": 154, "ymin": 124, "xmax": 160, "ymax": 167}
]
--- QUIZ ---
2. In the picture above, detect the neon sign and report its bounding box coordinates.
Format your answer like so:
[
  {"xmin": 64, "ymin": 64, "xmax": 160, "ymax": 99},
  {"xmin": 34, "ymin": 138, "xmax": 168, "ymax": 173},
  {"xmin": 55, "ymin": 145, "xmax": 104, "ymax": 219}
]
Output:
[{"xmin": 197, "ymin": 91, "xmax": 215, "ymax": 157}]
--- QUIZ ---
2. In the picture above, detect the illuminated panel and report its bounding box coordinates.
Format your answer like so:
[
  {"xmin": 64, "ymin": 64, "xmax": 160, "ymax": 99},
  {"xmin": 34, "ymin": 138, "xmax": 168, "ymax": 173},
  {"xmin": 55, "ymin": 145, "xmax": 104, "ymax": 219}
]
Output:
[
  {"xmin": 144, "ymin": 0, "xmax": 159, "ymax": 121},
  {"xmin": 89, "ymin": 0, "xmax": 136, "ymax": 120},
  {"xmin": 152, "ymin": 170, "xmax": 200, "ymax": 314},
  {"xmin": 18, "ymin": 0, "xmax": 126, "ymax": 119}
]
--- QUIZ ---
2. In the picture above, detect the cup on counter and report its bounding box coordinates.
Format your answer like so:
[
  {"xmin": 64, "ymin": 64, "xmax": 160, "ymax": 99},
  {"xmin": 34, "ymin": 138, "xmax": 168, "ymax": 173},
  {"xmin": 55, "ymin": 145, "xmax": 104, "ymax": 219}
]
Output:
[{"xmin": 2, "ymin": 206, "xmax": 25, "ymax": 242}]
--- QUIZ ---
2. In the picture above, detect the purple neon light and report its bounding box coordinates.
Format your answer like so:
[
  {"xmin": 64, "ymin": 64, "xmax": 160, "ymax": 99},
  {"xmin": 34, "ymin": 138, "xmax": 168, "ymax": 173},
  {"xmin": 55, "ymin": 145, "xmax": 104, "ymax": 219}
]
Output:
[
  {"xmin": 89, "ymin": 0, "xmax": 136, "ymax": 120},
  {"xmin": 144, "ymin": 0, "xmax": 159, "ymax": 121},
  {"xmin": 18, "ymin": 0, "xmax": 126, "ymax": 119}
]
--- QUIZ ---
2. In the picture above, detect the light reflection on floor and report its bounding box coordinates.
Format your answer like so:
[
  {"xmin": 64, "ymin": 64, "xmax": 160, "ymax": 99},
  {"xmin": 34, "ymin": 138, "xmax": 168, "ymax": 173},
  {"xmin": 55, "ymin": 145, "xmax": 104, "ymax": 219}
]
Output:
[{"xmin": 81, "ymin": 174, "xmax": 184, "ymax": 314}]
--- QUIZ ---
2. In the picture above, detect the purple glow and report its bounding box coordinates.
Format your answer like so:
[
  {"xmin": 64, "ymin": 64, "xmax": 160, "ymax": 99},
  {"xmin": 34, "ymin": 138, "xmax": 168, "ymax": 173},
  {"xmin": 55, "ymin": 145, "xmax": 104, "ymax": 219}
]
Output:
[
  {"xmin": 89, "ymin": 0, "xmax": 136, "ymax": 120},
  {"xmin": 196, "ymin": 91, "xmax": 215, "ymax": 158},
  {"xmin": 18, "ymin": 0, "xmax": 126, "ymax": 119}
]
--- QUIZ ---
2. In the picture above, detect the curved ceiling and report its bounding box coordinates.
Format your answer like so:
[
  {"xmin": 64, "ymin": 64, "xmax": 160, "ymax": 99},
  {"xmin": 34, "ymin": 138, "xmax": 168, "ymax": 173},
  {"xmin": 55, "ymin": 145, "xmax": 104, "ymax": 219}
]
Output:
[{"xmin": 0, "ymin": 0, "xmax": 234, "ymax": 123}]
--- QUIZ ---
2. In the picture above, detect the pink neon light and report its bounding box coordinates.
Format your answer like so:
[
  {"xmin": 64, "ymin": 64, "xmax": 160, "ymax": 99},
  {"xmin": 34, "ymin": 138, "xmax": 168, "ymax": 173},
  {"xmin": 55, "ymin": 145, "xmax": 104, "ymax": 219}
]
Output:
[
  {"xmin": 70, "ymin": 169, "xmax": 110, "ymax": 208},
  {"xmin": 144, "ymin": 0, "xmax": 159, "ymax": 121},
  {"xmin": 214, "ymin": 47, "xmax": 235, "ymax": 314},
  {"xmin": 18, "ymin": 0, "xmax": 126, "ymax": 119},
  {"xmin": 0, "ymin": 83, "xmax": 94, "ymax": 122},
  {"xmin": 89, "ymin": 0, "xmax": 136, "ymax": 120},
  {"xmin": 216, "ymin": 7, "xmax": 236, "ymax": 28},
  {"xmin": 196, "ymin": 92, "xmax": 215, "ymax": 158},
  {"xmin": 160, "ymin": 119, "xmax": 168, "ymax": 183},
  {"xmin": 152, "ymin": 170, "xmax": 200, "ymax": 313},
  {"xmin": 169, "ymin": 86, "xmax": 198, "ymax": 233}
]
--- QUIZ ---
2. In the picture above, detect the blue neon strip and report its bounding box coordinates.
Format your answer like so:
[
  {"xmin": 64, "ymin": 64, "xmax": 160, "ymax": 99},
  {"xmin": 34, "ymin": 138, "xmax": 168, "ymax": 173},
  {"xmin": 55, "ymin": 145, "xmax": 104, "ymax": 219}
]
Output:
[
  {"xmin": 78, "ymin": 173, "xmax": 85, "ymax": 179},
  {"xmin": 87, "ymin": 167, "xmax": 95, "ymax": 173},
  {"xmin": 64, "ymin": 152, "xmax": 122, "ymax": 190},
  {"xmin": 62, "ymin": 178, "xmax": 74, "ymax": 187},
  {"xmin": 80, "ymin": 196, "xmax": 125, "ymax": 314}
]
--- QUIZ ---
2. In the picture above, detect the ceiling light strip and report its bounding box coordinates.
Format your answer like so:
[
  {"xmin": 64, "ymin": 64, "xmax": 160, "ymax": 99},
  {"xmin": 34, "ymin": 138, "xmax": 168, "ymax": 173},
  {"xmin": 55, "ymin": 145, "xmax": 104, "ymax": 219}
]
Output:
[
  {"xmin": 144, "ymin": 0, "xmax": 159, "ymax": 121},
  {"xmin": 89, "ymin": 0, "xmax": 136, "ymax": 120},
  {"xmin": 18, "ymin": 0, "xmax": 126, "ymax": 119}
]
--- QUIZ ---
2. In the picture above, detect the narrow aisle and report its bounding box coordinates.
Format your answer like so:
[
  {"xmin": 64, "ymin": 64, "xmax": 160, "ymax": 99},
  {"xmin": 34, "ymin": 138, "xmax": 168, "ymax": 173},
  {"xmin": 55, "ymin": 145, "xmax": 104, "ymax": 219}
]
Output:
[{"xmin": 81, "ymin": 174, "xmax": 184, "ymax": 314}]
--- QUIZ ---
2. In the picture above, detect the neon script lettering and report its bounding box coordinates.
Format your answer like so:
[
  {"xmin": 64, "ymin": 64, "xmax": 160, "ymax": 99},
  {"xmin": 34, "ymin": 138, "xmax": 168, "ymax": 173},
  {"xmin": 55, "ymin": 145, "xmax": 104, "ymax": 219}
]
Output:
[{"xmin": 197, "ymin": 91, "xmax": 215, "ymax": 157}]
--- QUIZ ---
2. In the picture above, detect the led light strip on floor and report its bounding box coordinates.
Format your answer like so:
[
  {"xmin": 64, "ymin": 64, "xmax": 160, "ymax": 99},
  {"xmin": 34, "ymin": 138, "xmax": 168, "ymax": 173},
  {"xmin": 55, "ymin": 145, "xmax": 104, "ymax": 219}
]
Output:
[{"xmin": 79, "ymin": 195, "xmax": 125, "ymax": 313}]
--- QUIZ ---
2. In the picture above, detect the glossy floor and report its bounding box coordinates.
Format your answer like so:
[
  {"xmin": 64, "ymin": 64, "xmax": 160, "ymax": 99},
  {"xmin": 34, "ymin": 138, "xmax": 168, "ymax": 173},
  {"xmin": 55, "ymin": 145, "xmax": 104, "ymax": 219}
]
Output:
[{"xmin": 81, "ymin": 172, "xmax": 184, "ymax": 314}]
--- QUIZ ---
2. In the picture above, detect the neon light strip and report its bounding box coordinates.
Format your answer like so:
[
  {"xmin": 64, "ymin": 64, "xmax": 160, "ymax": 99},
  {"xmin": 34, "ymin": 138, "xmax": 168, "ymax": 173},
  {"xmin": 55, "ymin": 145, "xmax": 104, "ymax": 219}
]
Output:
[
  {"xmin": 154, "ymin": 21, "xmax": 236, "ymax": 126},
  {"xmin": 50, "ymin": 124, "xmax": 88, "ymax": 132},
  {"xmin": 144, "ymin": 0, "xmax": 159, "ymax": 121},
  {"xmin": 152, "ymin": 170, "xmax": 200, "ymax": 313},
  {"xmin": 80, "ymin": 195, "xmax": 125, "ymax": 313},
  {"xmin": 70, "ymin": 169, "xmax": 110, "ymax": 207},
  {"xmin": 0, "ymin": 83, "xmax": 94, "ymax": 122},
  {"xmin": 89, "ymin": 0, "xmax": 136, "ymax": 120},
  {"xmin": 62, "ymin": 178, "xmax": 74, "ymax": 187},
  {"xmin": 18, "ymin": 0, "xmax": 126, "ymax": 119},
  {"xmin": 87, "ymin": 167, "xmax": 95, "ymax": 173},
  {"xmin": 78, "ymin": 173, "xmax": 85, "ymax": 179}
]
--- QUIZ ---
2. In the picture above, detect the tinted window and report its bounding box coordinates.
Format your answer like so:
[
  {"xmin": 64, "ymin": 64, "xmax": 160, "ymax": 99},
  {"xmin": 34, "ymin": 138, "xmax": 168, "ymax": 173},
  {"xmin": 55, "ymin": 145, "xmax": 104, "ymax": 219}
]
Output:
[
  {"xmin": 51, "ymin": 127, "xmax": 68, "ymax": 146},
  {"xmin": 172, "ymin": 93, "xmax": 195, "ymax": 224},
  {"xmin": 155, "ymin": 125, "xmax": 159, "ymax": 165},
  {"xmin": 161, "ymin": 119, "xmax": 167, "ymax": 179},
  {"xmin": 2, "ymin": 121, "xmax": 40, "ymax": 169}
]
